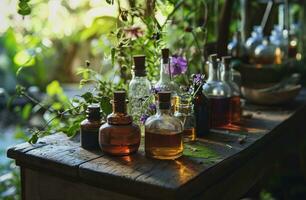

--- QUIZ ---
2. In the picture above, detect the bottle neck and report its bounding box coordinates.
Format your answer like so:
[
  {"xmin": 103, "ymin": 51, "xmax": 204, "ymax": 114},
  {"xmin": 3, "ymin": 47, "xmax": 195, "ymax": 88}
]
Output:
[
  {"xmin": 157, "ymin": 108, "xmax": 171, "ymax": 115},
  {"xmin": 112, "ymin": 101, "xmax": 127, "ymax": 114},
  {"xmin": 159, "ymin": 59, "xmax": 171, "ymax": 83},
  {"xmin": 208, "ymin": 63, "xmax": 219, "ymax": 81}
]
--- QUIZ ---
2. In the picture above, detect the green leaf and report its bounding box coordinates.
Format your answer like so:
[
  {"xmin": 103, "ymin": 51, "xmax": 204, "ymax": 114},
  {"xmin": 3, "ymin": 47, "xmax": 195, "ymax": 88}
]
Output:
[
  {"xmin": 183, "ymin": 142, "xmax": 220, "ymax": 159},
  {"xmin": 80, "ymin": 16, "xmax": 119, "ymax": 41},
  {"xmin": 21, "ymin": 103, "xmax": 32, "ymax": 120},
  {"xmin": 13, "ymin": 50, "xmax": 35, "ymax": 67},
  {"xmin": 100, "ymin": 96, "xmax": 112, "ymax": 115},
  {"xmin": 46, "ymin": 80, "xmax": 64, "ymax": 96},
  {"xmin": 111, "ymin": 48, "xmax": 116, "ymax": 66},
  {"xmin": 81, "ymin": 92, "xmax": 93, "ymax": 102}
]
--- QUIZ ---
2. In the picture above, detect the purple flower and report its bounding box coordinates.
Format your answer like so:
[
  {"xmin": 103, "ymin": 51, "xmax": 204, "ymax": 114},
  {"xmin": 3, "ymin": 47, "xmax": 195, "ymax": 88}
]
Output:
[
  {"xmin": 192, "ymin": 74, "xmax": 205, "ymax": 85},
  {"xmin": 148, "ymin": 103, "xmax": 156, "ymax": 112},
  {"xmin": 165, "ymin": 56, "xmax": 188, "ymax": 76},
  {"xmin": 140, "ymin": 114, "xmax": 149, "ymax": 124},
  {"xmin": 151, "ymin": 86, "xmax": 162, "ymax": 94}
]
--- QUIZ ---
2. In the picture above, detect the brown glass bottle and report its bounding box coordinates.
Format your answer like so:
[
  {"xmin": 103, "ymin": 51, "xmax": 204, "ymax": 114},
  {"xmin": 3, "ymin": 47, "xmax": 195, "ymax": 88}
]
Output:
[
  {"xmin": 99, "ymin": 91, "xmax": 141, "ymax": 156},
  {"xmin": 145, "ymin": 92, "xmax": 183, "ymax": 160},
  {"xmin": 81, "ymin": 104, "xmax": 104, "ymax": 150}
]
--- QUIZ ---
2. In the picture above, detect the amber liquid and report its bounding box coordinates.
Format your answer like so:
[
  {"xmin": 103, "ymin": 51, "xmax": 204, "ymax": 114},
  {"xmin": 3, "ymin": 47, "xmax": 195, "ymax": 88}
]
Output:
[
  {"xmin": 208, "ymin": 97, "xmax": 231, "ymax": 128},
  {"xmin": 145, "ymin": 130, "xmax": 183, "ymax": 160},
  {"xmin": 99, "ymin": 124, "xmax": 140, "ymax": 156},
  {"xmin": 230, "ymin": 96, "xmax": 241, "ymax": 123},
  {"xmin": 183, "ymin": 128, "xmax": 195, "ymax": 142}
]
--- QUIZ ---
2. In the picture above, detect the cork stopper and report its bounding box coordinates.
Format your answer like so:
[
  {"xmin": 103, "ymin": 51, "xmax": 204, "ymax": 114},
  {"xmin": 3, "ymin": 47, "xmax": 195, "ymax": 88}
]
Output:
[
  {"xmin": 133, "ymin": 55, "xmax": 146, "ymax": 76},
  {"xmin": 86, "ymin": 104, "xmax": 101, "ymax": 120},
  {"xmin": 221, "ymin": 56, "xmax": 232, "ymax": 70},
  {"xmin": 158, "ymin": 91, "xmax": 171, "ymax": 109},
  {"xmin": 161, "ymin": 48, "xmax": 170, "ymax": 64},
  {"xmin": 113, "ymin": 91, "xmax": 127, "ymax": 113}
]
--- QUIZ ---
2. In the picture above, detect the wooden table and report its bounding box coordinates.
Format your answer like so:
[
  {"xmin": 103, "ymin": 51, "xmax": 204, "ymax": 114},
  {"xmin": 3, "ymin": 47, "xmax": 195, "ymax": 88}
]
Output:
[{"xmin": 7, "ymin": 90, "xmax": 306, "ymax": 200}]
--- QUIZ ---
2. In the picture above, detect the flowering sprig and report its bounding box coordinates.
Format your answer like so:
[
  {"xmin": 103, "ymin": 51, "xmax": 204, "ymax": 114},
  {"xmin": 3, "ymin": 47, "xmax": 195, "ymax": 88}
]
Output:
[{"xmin": 165, "ymin": 56, "xmax": 188, "ymax": 76}]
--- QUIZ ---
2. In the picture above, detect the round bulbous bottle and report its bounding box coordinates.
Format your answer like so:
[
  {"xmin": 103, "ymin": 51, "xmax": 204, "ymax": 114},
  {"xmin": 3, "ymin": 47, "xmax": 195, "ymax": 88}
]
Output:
[
  {"xmin": 269, "ymin": 26, "xmax": 288, "ymax": 63},
  {"xmin": 81, "ymin": 104, "xmax": 104, "ymax": 150},
  {"xmin": 228, "ymin": 31, "xmax": 247, "ymax": 60},
  {"xmin": 245, "ymin": 26, "xmax": 264, "ymax": 61},
  {"xmin": 254, "ymin": 38, "xmax": 276, "ymax": 65},
  {"xmin": 202, "ymin": 54, "xmax": 232, "ymax": 128},
  {"xmin": 99, "ymin": 91, "xmax": 141, "ymax": 156},
  {"xmin": 145, "ymin": 92, "xmax": 183, "ymax": 160}
]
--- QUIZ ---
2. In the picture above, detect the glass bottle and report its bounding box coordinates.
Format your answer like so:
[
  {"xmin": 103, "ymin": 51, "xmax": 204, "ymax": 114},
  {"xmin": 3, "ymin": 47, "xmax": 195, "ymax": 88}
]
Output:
[
  {"xmin": 202, "ymin": 54, "xmax": 231, "ymax": 128},
  {"xmin": 220, "ymin": 56, "xmax": 241, "ymax": 123},
  {"xmin": 174, "ymin": 98, "xmax": 196, "ymax": 142},
  {"xmin": 128, "ymin": 55, "xmax": 152, "ymax": 123},
  {"xmin": 227, "ymin": 31, "xmax": 247, "ymax": 60},
  {"xmin": 288, "ymin": 24, "xmax": 299, "ymax": 59},
  {"xmin": 154, "ymin": 48, "xmax": 179, "ymax": 112},
  {"xmin": 145, "ymin": 92, "xmax": 183, "ymax": 160},
  {"xmin": 245, "ymin": 26, "xmax": 264, "ymax": 61},
  {"xmin": 193, "ymin": 80, "xmax": 210, "ymax": 137},
  {"xmin": 254, "ymin": 38, "xmax": 276, "ymax": 65},
  {"xmin": 99, "ymin": 91, "xmax": 141, "ymax": 156},
  {"xmin": 270, "ymin": 25, "xmax": 288, "ymax": 62},
  {"xmin": 81, "ymin": 104, "xmax": 104, "ymax": 150}
]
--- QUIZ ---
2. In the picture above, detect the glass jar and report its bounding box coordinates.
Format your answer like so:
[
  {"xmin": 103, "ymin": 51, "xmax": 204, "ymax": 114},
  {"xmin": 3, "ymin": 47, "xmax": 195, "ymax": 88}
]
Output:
[
  {"xmin": 128, "ymin": 55, "xmax": 152, "ymax": 123},
  {"xmin": 245, "ymin": 26, "xmax": 264, "ymax": 60},
  {"xmin": 202, "ymin": 54, "xmax": 232, "ymax": 128},
  {"xmin": 145, "ymin": 92, "xmax": 183, "ymax": 160},
  {"xmin": 174, "ymin": 98, "xmax": 196, "ymax": 142},
  {"xmin": 99, "ymin": 91, "xmax": 141, "ymax": 156},
  {"xmin": 227, "ymin": 31, "xmax": 247, "ymax": 60},
  {"xmin": 154, "ymin": 48, "xmax": 180, "ymax": 112},
  {"xmin": 254, "ymin": 38, "xmax": 276, "ymax": 65},
  {"xmin": 80, "ymin": 104, "xmax": 104, "ymax": 150}
]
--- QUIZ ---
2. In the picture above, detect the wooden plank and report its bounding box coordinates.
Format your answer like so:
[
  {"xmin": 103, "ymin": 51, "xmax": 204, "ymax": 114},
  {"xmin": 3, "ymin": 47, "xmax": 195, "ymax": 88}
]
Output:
[
  {"xmin": 14, "ymin": 134, "xmax": 104, "ymax": 178},
  {"xmin": 23, "ymin": 168, "xmax": 140, "ymax": 200}
]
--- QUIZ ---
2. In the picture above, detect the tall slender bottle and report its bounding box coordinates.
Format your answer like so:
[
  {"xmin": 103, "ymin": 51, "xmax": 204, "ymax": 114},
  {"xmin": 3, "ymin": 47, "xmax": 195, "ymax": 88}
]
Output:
[
  {"xmin": 99, "ymin": 91, "xmax": 141, "ymax": 156},
  {"xmin": 220, "ymin": 56, "xmax": 241, "ymax": 123},
  {"xmin": 193, "ymin": 79, "xmax": 210, "ymax": 137},
  {"xmin": 202, "ymin": 54, "xmax": 231, "ymax": 128},
  {"xmin": 129, "ymin": 55, "xmax": 152, "ymax": 122},
  {"xmin": 145, "ymin": 92, "xmax": 183, "ymax": 160},
  {"xmin": 154, "ymin": 48, "xmax": 179, "ymax": 111}
]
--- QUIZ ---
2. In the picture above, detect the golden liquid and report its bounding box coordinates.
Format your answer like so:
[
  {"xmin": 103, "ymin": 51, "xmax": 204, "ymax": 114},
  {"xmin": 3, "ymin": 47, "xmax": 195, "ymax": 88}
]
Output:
[
  {"xmin": 230, "ymin": 96, "xmax": 241, "ymax": 123},
  {"xmin": 183, "ymin": 128, "xmax": 196, "ymax": 142},
  {"xmin": 145, "ymin": 130, "xmax": 183, "ymax": 160},
  {"xmin": 171, "ymin": 95, "xmax": 179, "ymax": 113}
]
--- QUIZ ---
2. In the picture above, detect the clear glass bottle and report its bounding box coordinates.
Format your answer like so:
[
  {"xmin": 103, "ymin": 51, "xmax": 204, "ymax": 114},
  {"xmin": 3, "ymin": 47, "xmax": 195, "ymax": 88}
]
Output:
[
  {"xmin": 220, "ymin": 56, "xmax": 241, "ymax": 123},
  {"xmin": 81, "ymin": 104, "xmax": 104, "ymax": 150},
  {"xmin": 270, "ymin": 25, "xmax": 288, "ymax": 62},
  {"xmin": 254, "ymin": 38, "xmax": 276, "ymax": 65},
  {"xmin": 245, "ymin": 26, "xmax": 264, "ymax": 60},
  {"xmin": 174, "ymin": 98, "xmax": 196, "ymax": 142},
  {"xmin": 145, "ymin": 92, "xmax": 183, "ymax": 160},
  {"xmin": 154, "ymin": 48, "xmax": 179, "ymax": 112},
  {"xmin": 227, "ymin": 31, "xmax": 247, "ymax": 60},
  {"xmin": 128, "ymin": 55, "xmax": 152, "ymax": 122},
  {"xmin": 202, "ymin": 54, "xmax": 231, "ymax": 128},
  {"xmin": 99, "ymin": 91, "xmax": 141, "ymax": 156}
]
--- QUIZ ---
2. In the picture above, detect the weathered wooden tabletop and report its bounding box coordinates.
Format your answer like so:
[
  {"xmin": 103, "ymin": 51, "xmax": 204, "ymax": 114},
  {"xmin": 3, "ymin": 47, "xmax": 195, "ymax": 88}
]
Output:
[{"xmin": 7, "ymin": 90, "xmax": 306, "ymax": 200}]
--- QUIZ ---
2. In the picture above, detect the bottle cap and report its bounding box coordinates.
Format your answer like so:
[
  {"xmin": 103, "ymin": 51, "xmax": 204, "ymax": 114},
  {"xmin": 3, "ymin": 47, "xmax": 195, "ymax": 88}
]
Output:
[
  {"xmin": 113, "ymin": 91, "xmax": 126, "ymax": 102},
  {"xmin": 158, "ymin": 91, "xmax": 171, "ymax": 103},
  {"xmin": 133, "ymin": 55, "xmax": 146, "ymax": 76},
  {"xmin": 208, "ymin": 54, "xmax": 218, "ymax": 63},
  {"xmin": 86, "ymin": 104, "xmax": 101, "ymax": 120},
  {"xmin": 221, "ymin": 56, "xmax": 232, "ymax": 70},
  {"xmin": 162, "ymin": 48, "xmax": 170, "ymax": 63}
]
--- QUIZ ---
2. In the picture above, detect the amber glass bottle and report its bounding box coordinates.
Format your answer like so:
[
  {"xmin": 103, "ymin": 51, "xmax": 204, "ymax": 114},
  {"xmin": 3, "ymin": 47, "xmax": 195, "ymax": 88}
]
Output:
[
  {"xmin": 80, "ymin": 104, "xmax": 104, "ymax": 150},
  {"xmin": 145, "ymin": 92, "xmax": 183, "ymax": 160},
  {"xmin": 99, "ymin": 91, "xmax": 141, "ymax": 156}
]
